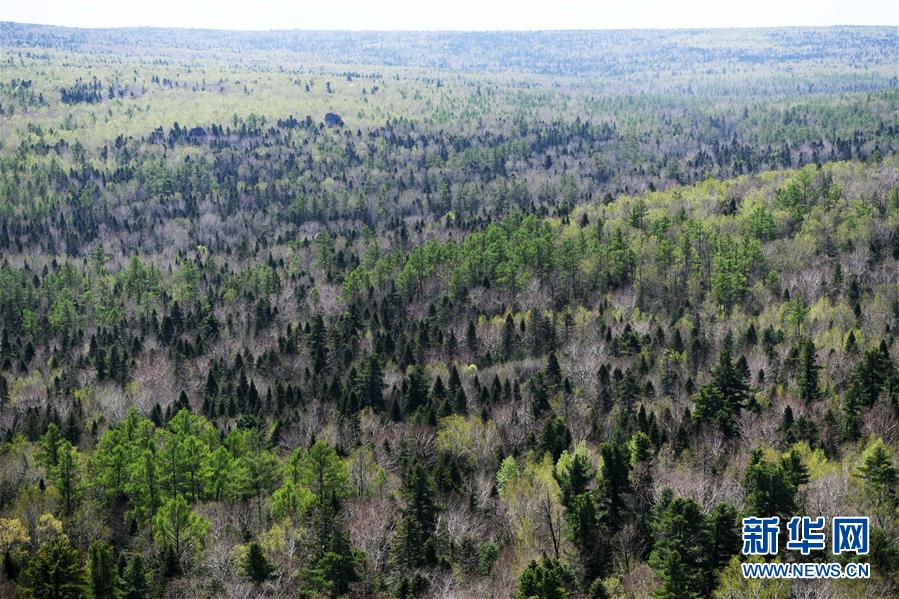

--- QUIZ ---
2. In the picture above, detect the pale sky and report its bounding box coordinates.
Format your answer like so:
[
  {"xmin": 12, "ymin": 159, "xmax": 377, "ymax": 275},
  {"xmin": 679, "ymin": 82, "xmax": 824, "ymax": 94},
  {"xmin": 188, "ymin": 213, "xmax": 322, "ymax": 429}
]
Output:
[{"xmin": 0, "ymin": 0, "xmax": 896, "ymax": 30}]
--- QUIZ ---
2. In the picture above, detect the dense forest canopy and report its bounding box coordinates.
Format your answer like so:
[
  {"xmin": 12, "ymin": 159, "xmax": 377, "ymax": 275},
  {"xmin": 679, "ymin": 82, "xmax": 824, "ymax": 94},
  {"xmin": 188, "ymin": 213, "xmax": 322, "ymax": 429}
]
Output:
[{"xmin": 0, "ymin": 22, "xmax": 897, "ymax": 599}]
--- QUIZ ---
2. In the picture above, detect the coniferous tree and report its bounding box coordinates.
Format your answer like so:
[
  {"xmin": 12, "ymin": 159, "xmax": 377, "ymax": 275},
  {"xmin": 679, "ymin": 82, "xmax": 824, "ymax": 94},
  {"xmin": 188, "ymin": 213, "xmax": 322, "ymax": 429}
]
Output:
[
  {"xmin": 653, "ymin": 551, "xmax": 691, "ymax": 599},
  {"xmin": 529, "ymin": 372, "xmax": 551, "ymax": 418},
  {"xmin": 294, "ymin": 440, "xmax": 349, "ymax": 533},
  {"xmin": 466, "ymin": 320, "xmax": 478, "ymax": 354},
  {"xmin": 555, "ymin": 449, "xmax": 610, "ymax": 583},
  {"xmin": 242, "ymin": 541, "xmax": 276, "ymax": 585},
  {"xmin": 394, "ymin": 459, "xmax": 440, "ymax": 569},
  {"xmin": 152, "ymin": 495, "xmax": 210, "ymax": 577},
  {"xmin": 844, "ymin": 330, "xmax": 858, "ymax": 354},
  {"xmin": 628, "ymin": 432, "xmax": 655, "ymax": 557},
  {"xmin": 307, "ymin": 314, "xmax": 328, "ymax": 374},
  {"xmin": 202, "ymin": 370, "xmax": 218, "ymax": 416},
  {"xmin": 707, "ymin": 503, "xmax": 740, "ymax": 591},
  {"xmin": 693, "ymin": 337, "xmax": 750, "ymax": 437},
  {"xmin": 796, "ymin": 338, "xmax": 821, "ymax": 403},
  {"xmin": 742, "ymin": 448, "xmax": 807, "ymax": 519},
  {"xmin": 403, "ymin": 364, "xmax": 430, "ymax": 414},
  {"xmin": 87, "ymin": 540, "xmax": 119, "ymax": 599},
  {"xmin": 54, "ymin": 439, "xmax": 82, "ymax": 516},
  {"xmin": 779, "ymin": 405, "xmax": 796, "ymax": 446},
  {"xmin": 120, "ymin": 555, "xmax": 147, "ymax": 599},
  {"xmin": 649, "ymin": 490, "xmax": 711, "ymax": 598},
  {"xmin": 307, "ymin": 529, "xmax": 361, "ymax": 598},
  {"xmin": 855, "ymin": 439, "xmax": 898, "ymax": 525},
  {"xmin": 546, "ymin": 352, "xmax": 562, "ymax": 389},
  {"xmin": 18, "ymin": 535, "xmax": 87, "ymax": 599},
  {"xmin": 540, "ymin": 416, "xmax": 572, "ymax": 462},
  {"xmin": 357, "ymin": 353, "xmax": 385, "ymax": 411},
  {"xmin": 235, "ymin": 447, "xmax": 281, "ymax": 525},
  {"xmin": 598, "ymin": 442, "xmax": 631, "ymax": 529},
  {"xmin": 515, "ymin": 556, "xmax": 571, "ymax": 599},
  {"xmin": 502, "ymin": 314, "xmax": 516, "ymax": 360},
  {"xmin": 38, "ymin": 423, "xmax": 63, "ymax": 470}
]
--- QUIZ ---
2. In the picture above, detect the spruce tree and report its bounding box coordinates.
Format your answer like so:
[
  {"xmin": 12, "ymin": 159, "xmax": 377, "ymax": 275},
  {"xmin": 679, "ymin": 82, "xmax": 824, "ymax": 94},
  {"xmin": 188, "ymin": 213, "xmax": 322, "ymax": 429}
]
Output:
[
  {"xmin": 707, "ymin": 502, "xmax": 740, "ymax": 591},
  {"xmin": 403, "ymin": 364, "xmax": 429, "ymax": 414},
  {"xmin": 649, "ymin": 490, "xmax": 711, "ymax": 598},
  {"xmin": 855, "ymin": 439, "xmax": 898, "ymax": 524},
  {"xmin": 203, "ymin": 370, "xmax": 218, "ymax": 416},
  {"xmin": 88, "ymin": 540, "xmax": 119, "ymax": 599},
  {"xmin": 515, "ymin": 556, "xmax": 571, "ymax": 599},
  {"xmin": 242, "ymin": 541, "xmax": 276, "ymax": 585},
  {"xmin": 306, "ymin": 314, "xmax": 328, "ymax": 374},
  {"xmin": 555, "ymin": 449, "xmax": 610, "ymax": 582},
  {"xmin": 502, "ymin": 314, "xmax": 516, "ymax": 359},
  {"xmin": 307, "ymin": 530, "xmax": 360, "ymax": 597},
  {"xmin": 779, "ymin": 405, "xmax": 796, "ymax": 445},
  {"xmin": 693, "ymin": 337, "xmax": 751, "ymax": 437},
  {"xmin": 120, "ymin": 555, "xmax": 147, "ymax": 599},
  {"xmin": 653, "ymin": 551, "xmax": 691, "ymax": 599},
  {"xmin": 742, "ymin": 448, "xmax": 807, "ymax": 519},
  {"xmin": 18, "ymin": 535, "xmax": 87, "ymax": 599},
  {"xmin": 546, "ymin": 352, "xmax": 562, "ymax": 388},
  {"xmin": 466, "ymin": 320, "xmax": 478, "ymax": 353},
  {"xmin": 796, "ymin": 338, "xmax": 821, "ymax": 403},
  {"xmin": 540, "ymin": 416, "xmax": 572, "ymax": 462},
  {"xmin": 54, "ymin": 439, "xmax": 81, "ymax": 516},
  {"xmin": 394, "ymin": 459, "xmax": 440, "ymax": 568},
  {"xmin": 357, "ymin": 353, "xmax": 385, "ymax": 411},
  {"xmin": 598, "ymin": 442, "xmax": 630, "ymax": 529}
]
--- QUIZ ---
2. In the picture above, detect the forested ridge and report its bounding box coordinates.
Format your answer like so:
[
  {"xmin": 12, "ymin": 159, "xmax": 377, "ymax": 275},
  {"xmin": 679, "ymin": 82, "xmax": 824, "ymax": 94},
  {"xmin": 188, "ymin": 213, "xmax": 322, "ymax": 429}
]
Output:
[{"xmin": 0, "ymin": 23, "xmax": 897, "ymax": 599}]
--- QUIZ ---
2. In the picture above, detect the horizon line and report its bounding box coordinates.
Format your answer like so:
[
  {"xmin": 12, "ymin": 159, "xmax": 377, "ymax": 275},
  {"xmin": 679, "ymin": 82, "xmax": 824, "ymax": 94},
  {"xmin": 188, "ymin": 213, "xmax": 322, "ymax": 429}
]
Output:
[{"xmin": 2, "ymin": 20, "xmax": 896, "ymax": 34}]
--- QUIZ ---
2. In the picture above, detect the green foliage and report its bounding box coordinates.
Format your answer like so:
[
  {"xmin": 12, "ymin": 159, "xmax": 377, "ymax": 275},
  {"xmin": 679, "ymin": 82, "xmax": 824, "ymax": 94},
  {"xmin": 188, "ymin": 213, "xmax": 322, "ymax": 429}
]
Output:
[
  {"xmin": 289, "ymin": 441, "xmax": 350, "ymax": 505},
  {"xmin": 654, "ymin": 551, "xmax": 692, "ymax": 599},
  {"xmin": 496, "ymin": 455, "xmax": 519, "ymax": 493},
  {"xmin": 235, "ymin": 447, "xmax": 281, "ymax": 522},
  {"xmin": 795, "ymin": 337, "xmax": 821, "ymax": 403},
  {"xmin": 394, "ymin": 459, "xmax": 441, "ymax": 569},
  {"xmin": 554, "ymin": 445, "xmax": 609, "ymax": 582},
  {"xmin": 0, "ymin": 23, "xmax": 897, "ymax": 598},
  {"xmin": 649, "ymin": 489, "xmax": 725, "ymax": 598},
  {"xmin": 693, "ymin": 338, "xmax": 751, "ymax": 437},
  {"xmin": 516, "ymin": 556, "xmax": 572, "ymax": 599},
  {"xmin": 775, "ymin": 166, "xmax": 816, "ymax": 223},
  {"xmin": 476, "ymin": 542, "xmax": 500, "ymax": 576},
  {"xmin": 708, "ymin": 503, "xmax": 740, "ymax": 574},
  {"xmin": 746, "ymin": 205, "xmax": 778, "ymax": 240},
  {"xmin": 17, "ymin": 535, "xmax": 87, "ymax": 599},
  {"xmin": 540, "ymin": 416, "xmax": 572, "ymax": 462},
  {"xmin": 53, "ymin": 440, "xmax": 82, "ymax": 516},
  {"xmin": 598, "ymin": 442, "xmax": 631, "ymax": 527},
  {"xmin": 711, "ymin": 237, "xmax": 766, "ymax": 310},
  {"xmin": 356, "ymin": 354, "xmax": 385, "ymax": 412},
  {"xmin": 783, "ymin": 293, "xmax": 809, "ymax": 337},
  {"xmin": 855, "ymin": 439, "xmax": 898, "ymax": 523},
  {"xmin": 242, "ymin": 541, "xmax": 276, "ymax": 585},
  {"xmin": 119, "ymin": 555, "xmax": 148, "ymax": 599},
  {"xmin": 305, "ymin": 529, "xmax": 361, "ymax": 598},
  {"xmin": 87, "ymin": 541, "xmax": 119, "ymax": 599},
  {"xmin": 37, "ymin": 423, "xmax": 63, "ymax": 470},
  {"xmin": 152, "ymin": 495, "xmax": 210, "ymax": 575},
  {"xmin": 742, "ymin": 448, "xmax": 808, "ymax": 519}
]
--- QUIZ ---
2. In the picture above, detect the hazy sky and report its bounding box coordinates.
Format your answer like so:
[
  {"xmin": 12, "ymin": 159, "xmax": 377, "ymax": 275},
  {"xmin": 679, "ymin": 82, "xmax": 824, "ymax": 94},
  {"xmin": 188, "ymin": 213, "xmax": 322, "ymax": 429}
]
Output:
[{"xmin": 0, "ymin": 0, "xmax": 896, "ymax": 30}]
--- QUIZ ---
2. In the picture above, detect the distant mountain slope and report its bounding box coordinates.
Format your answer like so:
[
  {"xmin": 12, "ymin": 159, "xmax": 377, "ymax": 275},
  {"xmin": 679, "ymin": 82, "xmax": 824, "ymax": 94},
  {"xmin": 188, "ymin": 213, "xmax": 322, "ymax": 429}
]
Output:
[{"xmin": 2, "ymin": 22, "xmax": 896, "ymax": 79}]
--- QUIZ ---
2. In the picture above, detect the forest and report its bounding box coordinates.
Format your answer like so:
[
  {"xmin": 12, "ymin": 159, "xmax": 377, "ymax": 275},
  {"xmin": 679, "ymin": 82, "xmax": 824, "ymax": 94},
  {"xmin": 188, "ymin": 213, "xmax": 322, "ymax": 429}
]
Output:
[{"xmin": 0, "ymin": 22, "xmax": 897, "ymax": 599}]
